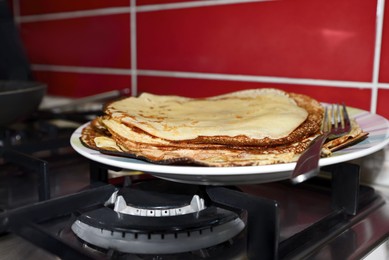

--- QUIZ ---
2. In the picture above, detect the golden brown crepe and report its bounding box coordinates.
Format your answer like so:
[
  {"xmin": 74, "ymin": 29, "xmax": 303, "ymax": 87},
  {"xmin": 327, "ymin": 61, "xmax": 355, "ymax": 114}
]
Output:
[{"xmin": 80, "ymin": 88, "xmax": 366, "ymax": 167}]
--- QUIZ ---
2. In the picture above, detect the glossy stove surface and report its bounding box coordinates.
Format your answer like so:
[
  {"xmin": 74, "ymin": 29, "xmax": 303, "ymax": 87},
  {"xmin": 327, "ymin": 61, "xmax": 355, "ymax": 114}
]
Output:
[
  {"xmin": 0, "ymin": 115, "xmax": 388, "ymax": 260},
  {"xmin": 0, "ymin": 165, "xmax": 388, "ymax": 259}
]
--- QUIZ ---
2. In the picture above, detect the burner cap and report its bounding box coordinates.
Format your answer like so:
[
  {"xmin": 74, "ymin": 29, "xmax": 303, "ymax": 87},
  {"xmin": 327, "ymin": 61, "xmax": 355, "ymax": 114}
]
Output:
[{"xmin": 108, "ymin": 190, "xmax": 206, "ymax": 216}]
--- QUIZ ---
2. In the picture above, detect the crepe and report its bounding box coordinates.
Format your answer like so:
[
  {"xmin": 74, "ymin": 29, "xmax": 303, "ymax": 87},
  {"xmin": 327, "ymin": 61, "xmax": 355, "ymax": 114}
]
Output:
[
  {"xmin": 80, "ymin": 88, "xmax": 366, "ymax": 167},
  {"xmin": 106, "ymin": 89, "xmax": 307, "ymax": 141}
]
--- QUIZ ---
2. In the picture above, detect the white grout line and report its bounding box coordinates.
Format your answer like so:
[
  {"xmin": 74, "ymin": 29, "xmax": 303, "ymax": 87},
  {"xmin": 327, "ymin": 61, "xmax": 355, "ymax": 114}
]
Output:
[
  {"xmin": 138, "ymin": 69, "xmax": 374, "ymax": 89},
  {"xmin": 17, "ymin": 0, "xmax": 273, "ymax": 23},
  {"xmin": 31, "ymin": 64, "xmax": 378, "ymax": 89},
  {"xmin": 379, "ymin": 83, "xmax": 389, "ymax": 89},
  {"xmin": 130, "ymin": 0, "xmax": 137, "ymax": 96},
  {"xmin": 136, "ymin": 0, "xmax": 274, "ymax": 12},
  {"xmin": 18, "ymin": 7, "xmax": 132, "ymax": 23},
  {"xmin": 371, "ymin": 0, "xmax": 386, "ymax": 114}
]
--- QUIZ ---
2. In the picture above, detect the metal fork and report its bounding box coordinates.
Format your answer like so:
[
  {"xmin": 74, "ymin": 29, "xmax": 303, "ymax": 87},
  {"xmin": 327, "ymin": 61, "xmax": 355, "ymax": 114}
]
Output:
[{"xmin": 290, "ymin": 104, "xmax": 351, "ymax": 184}]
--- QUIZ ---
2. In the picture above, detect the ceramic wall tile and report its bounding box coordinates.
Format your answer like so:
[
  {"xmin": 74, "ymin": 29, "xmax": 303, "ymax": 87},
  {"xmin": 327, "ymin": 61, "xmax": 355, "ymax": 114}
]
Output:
[
  {"xmin": 13, "ymin": 0, "xmax": 383, "ymax": 113},
  {"xmin": 33, "ymin": 70, "xmax": 131, "ymax": 97},
  {"xmin": 137, "ymin": 0, "xmax": 377, "ymax": 81},
  {"xmin": 19, "ymin": 14, "xmax": 131, "ymax": 68},
  {"xmin": 379, "ymin": 3, "xmax": 389, "ymax": 83},
  {"xmin": 18, "ymin": 0, "xmax": 129, "ymax": 15},
  {"xmin": 377, "ymin": 89, "xmax": 389, "ymax": 119}
]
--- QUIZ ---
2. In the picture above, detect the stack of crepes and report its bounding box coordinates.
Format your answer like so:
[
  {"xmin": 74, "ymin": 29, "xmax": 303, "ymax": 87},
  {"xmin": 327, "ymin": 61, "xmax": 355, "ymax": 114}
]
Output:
[{"xmin": 80, "ymin": 88, "xmax": 366, "ymax": 167}]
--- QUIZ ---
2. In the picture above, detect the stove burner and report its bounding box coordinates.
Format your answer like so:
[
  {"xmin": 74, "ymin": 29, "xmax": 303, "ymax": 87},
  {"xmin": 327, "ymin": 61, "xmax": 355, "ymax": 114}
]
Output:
[
  {"xmin": 71, "ymin": 213, "xmax": 245, "ymax": 254},
  {"xmin": 71, "ymin": 186, "xmax": 246, "ymax": 254},
  {"xmin": 6, "ymin": 169, "xmax": 385, "ymax": 260}
]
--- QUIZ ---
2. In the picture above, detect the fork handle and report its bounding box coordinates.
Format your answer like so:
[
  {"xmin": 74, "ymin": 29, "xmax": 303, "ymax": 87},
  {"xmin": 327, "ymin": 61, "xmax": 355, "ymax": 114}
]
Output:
[{"xmin": 291, "ymin": 133, "xmax": 329, "ymax": 183}]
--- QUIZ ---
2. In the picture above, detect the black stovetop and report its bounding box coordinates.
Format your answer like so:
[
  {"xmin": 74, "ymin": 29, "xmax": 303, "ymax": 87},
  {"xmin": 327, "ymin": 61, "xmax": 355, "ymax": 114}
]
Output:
[
  {"xmin": 0, "ymin": 159, "xmax": 388, "ymax": 259},
  {"xmin": 0, "ymin": 116, "xmax": 388, "ymax": 259}
]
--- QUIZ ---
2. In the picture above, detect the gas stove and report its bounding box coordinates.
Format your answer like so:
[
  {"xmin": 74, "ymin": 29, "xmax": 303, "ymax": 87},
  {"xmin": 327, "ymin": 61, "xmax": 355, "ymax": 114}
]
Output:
[
  {"xmin": 0, "ymin": 96, "xmax": 388, "ymax": 259},
  {"xmin": 1, "ymin": 159, "xmax": 389, "ymax": 259}
]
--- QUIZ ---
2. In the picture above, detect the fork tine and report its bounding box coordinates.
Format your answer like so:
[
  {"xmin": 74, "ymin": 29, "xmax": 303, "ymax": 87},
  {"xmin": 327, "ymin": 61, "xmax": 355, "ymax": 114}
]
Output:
[
  {"xmin": 342, "ymin": 103, "xmax": 351, "ymax": 130},
  {"xmin": 325, "ymin": 105, "xmax": 338, "ymax": 132},
  {"xmin": 330, "ymin": 104, "xmax": 335, "ymax": 128},
  {"xmin": 328, "ymin": 103, "xmax": 351, "ymax": 139},
  {"xmin": 322, "ymin": 106, "xmax": 329, "ymax": 132},
  {"xmin": 330, "ymin": 104, "xmax": 340, "ymax": 128},
  {"xmin": 330, "ymin": 104, "xmax": 345, "ymax": 129}
]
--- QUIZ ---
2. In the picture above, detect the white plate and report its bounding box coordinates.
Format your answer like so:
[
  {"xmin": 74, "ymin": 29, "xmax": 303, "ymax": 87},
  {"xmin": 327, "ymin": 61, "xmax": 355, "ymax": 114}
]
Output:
[{"xmin": 70, "ymin": 107, "xmax": 389, "ymax": 185}]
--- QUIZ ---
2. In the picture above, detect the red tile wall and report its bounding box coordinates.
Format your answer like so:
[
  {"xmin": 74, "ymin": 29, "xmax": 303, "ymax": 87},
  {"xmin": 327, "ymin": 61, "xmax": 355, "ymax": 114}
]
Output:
[
  {"xmin": 379, "ymin": 2, "xmax": 389, "ymax": 83},
  {"xmin": 33, "ymin": 71, "xmax": 131, "ymax": 97},
  {"xmin": 21, "ymin": 14, "xmax": 131, "ymax": 68},
  {"xmin": 18, "ymin": 0, "xmax": 129, "ymax": 15},
  {"xmin": 138, "ymin": 1, "xmax": 376, "ymax": 81},
  {"xmin": 10, "ymin": 0, "xmax": 389, "ymax": 118}
]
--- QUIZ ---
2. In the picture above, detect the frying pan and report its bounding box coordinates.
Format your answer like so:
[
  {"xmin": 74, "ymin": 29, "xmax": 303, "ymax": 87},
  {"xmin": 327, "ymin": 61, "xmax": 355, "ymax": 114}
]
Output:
[{"xmin": 0, "ymin": 80, "xmax": 46, "ymax": 126}]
